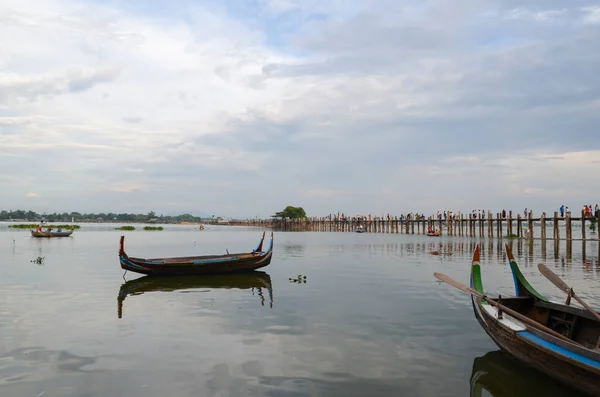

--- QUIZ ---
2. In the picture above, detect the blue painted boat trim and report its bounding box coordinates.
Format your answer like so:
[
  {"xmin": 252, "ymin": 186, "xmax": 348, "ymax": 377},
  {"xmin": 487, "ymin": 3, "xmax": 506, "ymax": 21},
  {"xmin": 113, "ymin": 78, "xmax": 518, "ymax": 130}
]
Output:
[
  {"xmin": 511, "ymin": 266, "xmax": 520, "ymax": 296},
  {"xmin": 120, "ymin": 255, "xmax": 147, "ymax": 270},
  {"xmin": 123, "ymin": 254, "xmax": 241, "ymax": 267},
  {"xmin": 260, "ymin": 237, "xmax": 273, "ymax": 257},
  {"xmin": 252, "ymin": 235, "xmax": 264, "ymax": 252},
  {"xmin": 518, "ymin": 331, "xmax": 600, "ymax": 369},
  {"xmin": 193, "ymin": 256, "xmax": 239, "ymax": 265}
]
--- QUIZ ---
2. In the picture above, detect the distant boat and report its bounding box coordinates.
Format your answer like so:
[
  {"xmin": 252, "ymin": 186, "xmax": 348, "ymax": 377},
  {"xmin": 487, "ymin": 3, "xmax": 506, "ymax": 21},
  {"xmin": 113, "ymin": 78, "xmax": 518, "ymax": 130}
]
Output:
[
  {"xmin": 427, "ymin": 230, "xmax": 441, "ymax": 237},
  {"xmin": 119, "ymin": 232, "xmax": 274, "ymax": 276},
  {"xmin": 31, "ymin": 229, "xmax": 73, "ymax": 238},
  {"xmin": 199, "ymin": 224, "xmax": 205, "ymax": 230},
  {"xmin": 356, "ymin": 225, "xmax": 364, "ymax": 233}
]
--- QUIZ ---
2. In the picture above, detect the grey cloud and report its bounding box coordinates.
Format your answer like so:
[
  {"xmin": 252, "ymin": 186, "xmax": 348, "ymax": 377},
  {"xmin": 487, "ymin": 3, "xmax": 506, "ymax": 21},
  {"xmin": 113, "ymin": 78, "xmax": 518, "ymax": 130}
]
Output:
[
  {"xmin": 497, "ymin": 1, "xmax": 592, "ymax": 9},
  {"xmin": 122, "ymin": 116, "xmax": 143, "ymax": 123},
  {"xmin": 0, "ymin": 67, "xmax": 120, "ymax": 103},
  {"xmin": 66, "ymin": 68, "xmax": 120, "ymax": 92}
]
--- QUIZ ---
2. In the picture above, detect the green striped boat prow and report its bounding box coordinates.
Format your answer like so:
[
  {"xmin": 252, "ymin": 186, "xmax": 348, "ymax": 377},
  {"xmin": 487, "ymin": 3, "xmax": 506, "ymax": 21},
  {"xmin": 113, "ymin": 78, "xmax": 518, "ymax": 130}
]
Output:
[
  {"xmin": 471, "ymin": 263, "xmax": 487, "ymax": 305},
  {"xmin": 509, "ymin": 260, "xmax": 548, "ymax": 302}
]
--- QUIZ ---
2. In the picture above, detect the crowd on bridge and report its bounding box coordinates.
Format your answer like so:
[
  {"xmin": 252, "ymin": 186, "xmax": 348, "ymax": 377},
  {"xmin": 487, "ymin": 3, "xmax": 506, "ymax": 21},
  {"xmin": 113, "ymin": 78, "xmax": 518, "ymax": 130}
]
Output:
[{"xmin": 313, "ymin": 203, "xmax": 600, "ymax": 224}]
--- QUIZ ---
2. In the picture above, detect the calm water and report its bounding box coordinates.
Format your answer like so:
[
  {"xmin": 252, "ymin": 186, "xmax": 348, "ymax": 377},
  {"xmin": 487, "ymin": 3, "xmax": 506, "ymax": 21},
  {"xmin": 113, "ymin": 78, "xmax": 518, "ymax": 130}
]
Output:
[{"xmin": 1, "ymin": 223, "xmax": 599, "ymax": 397}]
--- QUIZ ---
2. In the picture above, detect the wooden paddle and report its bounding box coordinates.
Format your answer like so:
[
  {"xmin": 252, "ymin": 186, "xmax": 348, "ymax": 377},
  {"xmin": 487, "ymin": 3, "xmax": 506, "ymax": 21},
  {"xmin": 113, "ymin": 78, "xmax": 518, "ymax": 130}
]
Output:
[
  {"xmin": 537, "ymin": 264, "xmax": 600, "ymax": 323},
  {"xmin": 434, "ymin": 272, "xmax": 574, "ymax": 343}
]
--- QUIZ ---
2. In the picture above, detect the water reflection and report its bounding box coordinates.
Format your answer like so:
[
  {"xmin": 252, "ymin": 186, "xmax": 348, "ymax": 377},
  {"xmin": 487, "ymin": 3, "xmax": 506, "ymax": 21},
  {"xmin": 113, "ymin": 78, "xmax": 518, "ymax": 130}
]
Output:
[
  {"xmin": 282, "ymin": 244, "xmax": 305, "ymax": 257},
  {"xmin": 470, "ymin": 350, "xmax": 585, "ymax": 397},
  {"xmin": 117, "ymin": 271, "xmax": 274, "ymax": 318},
  {"xmin": 0, "ymin": 347, "xmax": 96, "ymax": 386},
  {"xmin": 329, "ymin": 239, "xmax": 599, "ymax": 270}
]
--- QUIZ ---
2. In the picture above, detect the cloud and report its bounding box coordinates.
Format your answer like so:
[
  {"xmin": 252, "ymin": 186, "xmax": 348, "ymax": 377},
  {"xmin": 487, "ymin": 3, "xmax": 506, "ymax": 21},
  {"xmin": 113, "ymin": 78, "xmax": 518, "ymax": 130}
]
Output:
[
  {"xmin": 506, "ymin": 8, "xmax": 567, "ymax": 22},
  {"xmin": 0, "ymin": 68, "xmax": 119, "ymax": 104},
  {"xmin": 582, "ymin": 6, "xmax": 600, "ymax": 24},
  {"xmin": 0, "ymin": 0, "xmax": 599, "ymax": 216}
]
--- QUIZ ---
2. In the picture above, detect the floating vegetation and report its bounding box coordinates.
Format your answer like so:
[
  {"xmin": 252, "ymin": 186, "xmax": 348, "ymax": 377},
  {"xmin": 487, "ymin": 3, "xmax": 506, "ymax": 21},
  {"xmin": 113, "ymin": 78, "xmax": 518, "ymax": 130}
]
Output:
[
  {"xmin": 30, "ymin": 256, "xmax": 45, "ymax": 265},
  {"xmin": 506, "ymin": 233, "xmax": 519, "ymax": 239},
  {"xmin": 9, "ymin": 224, "xmax": 81, "ymax": 229},
  {"xmin": 590, "ymin": 219, "xmax": 597, "ymax": 233},
  {"xmin": 289, "ymin": 274, "xmax": 307, "ymax": 284},
  {"xmin": 115, "ymin": 226, "xmax": 136, "ymax": 231},
  {"xmin": 143, "ymin": 226, "xmax": 164, "ymax": 231}
]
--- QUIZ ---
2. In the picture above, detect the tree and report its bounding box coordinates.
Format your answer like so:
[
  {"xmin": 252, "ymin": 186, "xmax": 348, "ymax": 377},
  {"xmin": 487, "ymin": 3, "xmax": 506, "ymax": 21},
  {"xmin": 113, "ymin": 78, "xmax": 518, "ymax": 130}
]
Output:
[{"xmin": 273, "ymin": 206, "xmax": 307, "ymax": 219}]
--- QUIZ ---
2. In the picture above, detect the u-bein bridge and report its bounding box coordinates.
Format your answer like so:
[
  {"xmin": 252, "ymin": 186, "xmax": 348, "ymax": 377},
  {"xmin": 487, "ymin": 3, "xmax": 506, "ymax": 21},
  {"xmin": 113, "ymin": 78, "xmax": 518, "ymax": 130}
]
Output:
[{"xmin": 231, "ymin": 210, "xmax": 600, "ymax": 241}]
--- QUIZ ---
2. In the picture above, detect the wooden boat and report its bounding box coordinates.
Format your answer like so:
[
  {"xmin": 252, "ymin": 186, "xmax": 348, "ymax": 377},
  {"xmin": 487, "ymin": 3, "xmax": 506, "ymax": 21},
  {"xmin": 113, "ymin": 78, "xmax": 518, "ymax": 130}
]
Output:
[
  {"xmin": 468, "ymin": 244, "xmax": 600, "ymax": 396},
  {"xmin": 426, "ymin": 230, "xmax": 440, "ymax": 237},
  {"xmin": 119, "ymin": 232, "xmax": 274, "ymax": 276},
  {"xmin": 117, "ymin": 271, "xmax": 273, "ymax": 318},
  {"xmin": 470, "ymin": 350, "xmax": 583, "ymax": 397},
  {"xmin": 356, "ymin": 224, "xmax": 364, "ymax": 233},
  {"xmin": 31, "ymin": 229, "xmax": 74, "ymax": 238}
]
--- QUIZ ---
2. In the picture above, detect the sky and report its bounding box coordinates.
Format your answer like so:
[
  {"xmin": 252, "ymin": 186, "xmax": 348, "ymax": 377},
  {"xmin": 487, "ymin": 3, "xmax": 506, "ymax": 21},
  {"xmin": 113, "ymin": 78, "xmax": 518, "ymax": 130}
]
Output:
[{"xmin": 1, "ymin": 0, "xmax": 599, "ymax": 218}]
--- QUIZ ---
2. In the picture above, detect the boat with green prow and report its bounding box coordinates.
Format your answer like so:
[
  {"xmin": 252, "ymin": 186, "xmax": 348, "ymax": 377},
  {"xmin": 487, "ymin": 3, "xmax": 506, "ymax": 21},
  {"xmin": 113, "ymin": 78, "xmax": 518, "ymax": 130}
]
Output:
[{"xmin": 435, "ymin": 243, "xmax": 600, "ymax": 396}]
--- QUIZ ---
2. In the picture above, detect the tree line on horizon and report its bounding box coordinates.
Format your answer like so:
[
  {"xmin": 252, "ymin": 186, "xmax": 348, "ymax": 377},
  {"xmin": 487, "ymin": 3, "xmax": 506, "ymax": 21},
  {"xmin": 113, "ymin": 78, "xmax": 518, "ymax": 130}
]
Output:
[{"xmin": 0, "ymin": 209, "xmax": 208, "ymax": 223}]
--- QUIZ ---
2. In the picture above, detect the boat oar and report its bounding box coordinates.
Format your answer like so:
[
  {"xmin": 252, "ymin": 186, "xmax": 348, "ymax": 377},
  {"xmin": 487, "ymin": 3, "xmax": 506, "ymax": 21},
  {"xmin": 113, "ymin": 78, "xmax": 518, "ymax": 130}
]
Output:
[
  {"xmin": 537, "ymin": 264, "xmax": 600, "ymax": 323},
  {"xmin": 433, "ymin": 272, "xmax": 574, "ymax": 343}
]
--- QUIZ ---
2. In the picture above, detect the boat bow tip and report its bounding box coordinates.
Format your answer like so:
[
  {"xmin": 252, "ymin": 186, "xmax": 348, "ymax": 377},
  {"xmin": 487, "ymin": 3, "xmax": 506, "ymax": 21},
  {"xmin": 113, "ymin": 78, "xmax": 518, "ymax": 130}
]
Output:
[
  {"xmin": 472, "ymin": 244, "xmax": 480, "ymax": 263},
  {"xmin": 119, "ymin": 235, "xmax": 125, "ymax": 255}
]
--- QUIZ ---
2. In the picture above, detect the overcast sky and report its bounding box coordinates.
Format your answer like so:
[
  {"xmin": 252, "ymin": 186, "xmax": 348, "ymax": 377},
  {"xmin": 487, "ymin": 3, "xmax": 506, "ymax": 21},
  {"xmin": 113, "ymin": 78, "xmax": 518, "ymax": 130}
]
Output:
[{"xmin": 1, "ymin": 0, "xmax": 599, "ymax": 218}]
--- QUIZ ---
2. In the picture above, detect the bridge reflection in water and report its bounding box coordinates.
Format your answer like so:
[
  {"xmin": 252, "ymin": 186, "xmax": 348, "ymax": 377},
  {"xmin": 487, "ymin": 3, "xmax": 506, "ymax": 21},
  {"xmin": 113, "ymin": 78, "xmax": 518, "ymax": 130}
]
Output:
[{"xmin": 327, "ymin": 238, "xmax": 599, "ymax": 274}]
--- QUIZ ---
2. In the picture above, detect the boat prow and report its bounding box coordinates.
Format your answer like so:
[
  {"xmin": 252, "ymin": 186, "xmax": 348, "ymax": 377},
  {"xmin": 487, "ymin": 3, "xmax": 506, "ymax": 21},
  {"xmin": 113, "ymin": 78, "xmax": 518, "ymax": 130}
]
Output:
[{"xmin": 504, "ymin": 243, "xmax": 547, "ymax": 301}]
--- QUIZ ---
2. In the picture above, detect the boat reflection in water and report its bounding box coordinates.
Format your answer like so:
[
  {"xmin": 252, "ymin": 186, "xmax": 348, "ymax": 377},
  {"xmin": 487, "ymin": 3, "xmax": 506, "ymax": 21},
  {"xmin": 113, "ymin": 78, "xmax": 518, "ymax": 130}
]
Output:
[
  {"xmin": 117, "ymin": 271, "xmax": 273, "ymax": 318},
  {"xmin": 470, "ymin": 350, "xmax": 586, "ymax": 397}
]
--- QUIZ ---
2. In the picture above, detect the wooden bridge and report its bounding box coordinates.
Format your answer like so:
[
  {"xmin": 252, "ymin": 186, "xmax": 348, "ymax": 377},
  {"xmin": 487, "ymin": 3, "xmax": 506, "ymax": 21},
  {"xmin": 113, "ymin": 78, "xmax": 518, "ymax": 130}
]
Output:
[{"xmin": 230, "ymin": 210, "xmax": 600, "ymax": 241}]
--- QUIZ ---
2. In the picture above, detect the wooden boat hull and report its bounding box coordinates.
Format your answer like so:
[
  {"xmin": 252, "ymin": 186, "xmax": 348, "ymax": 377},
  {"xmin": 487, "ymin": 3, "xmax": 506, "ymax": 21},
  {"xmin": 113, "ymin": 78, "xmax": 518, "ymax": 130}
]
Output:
[
  {"xmin": 472, "ymin": 298, "xmax": 600, "ymax": 396},
  {"xmin": 31, "ymin": 229, "xmax": 74, "ymax": 238},
  {"xmin": 426, "ymin": 232, "xmax": 440, "ymax": 237},
  {"xmin": 118, "ymin": 271, "xmax": 273, "ymax": 318},
  {"xmin": 470, "ymin": 245, "xmax": 600, "ymax": 396},
  {"xmin": 119, "ymin": 232, "xmax": 273, "ymax": 276}
]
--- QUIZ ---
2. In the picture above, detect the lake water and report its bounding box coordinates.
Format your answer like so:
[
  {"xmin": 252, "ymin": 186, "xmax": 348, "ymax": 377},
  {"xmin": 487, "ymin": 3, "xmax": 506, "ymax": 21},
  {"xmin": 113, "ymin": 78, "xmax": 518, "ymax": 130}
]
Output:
[{"xmin": 1, "ymin": 223, "xmax": 598, "ymax": 397}]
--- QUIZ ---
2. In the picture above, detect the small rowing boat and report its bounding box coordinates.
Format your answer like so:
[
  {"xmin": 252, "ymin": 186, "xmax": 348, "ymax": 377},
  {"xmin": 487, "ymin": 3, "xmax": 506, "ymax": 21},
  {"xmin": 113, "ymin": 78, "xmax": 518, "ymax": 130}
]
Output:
[
  {"xmin": 435, "ymin": 244, "xmax": 600, "ymax": 396},
  {"xmin": 119, "ymin": 232, "xmax": 274, "ymax": 276},
  {"xmin": 31, "ymin": 229, "xmax": 74, "ymax": 238}
]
